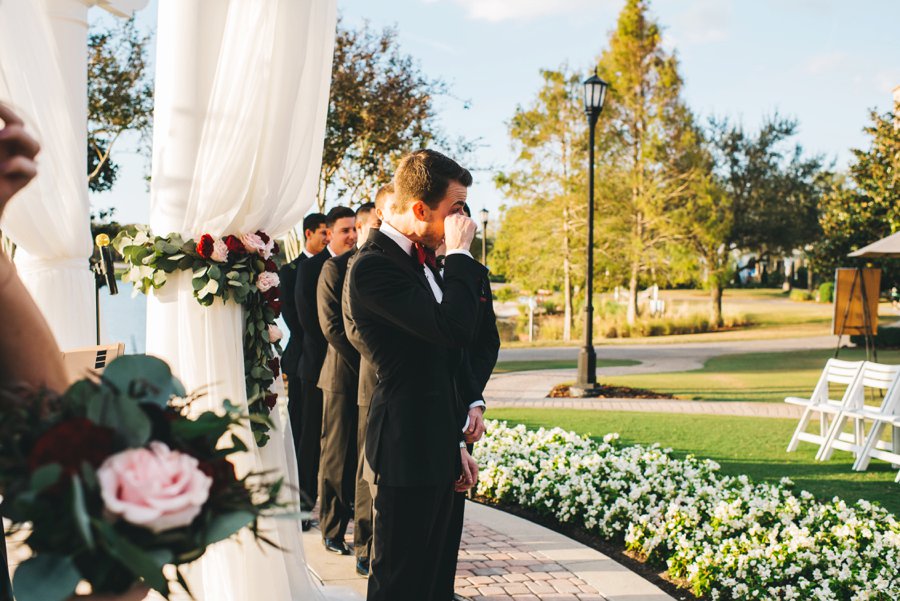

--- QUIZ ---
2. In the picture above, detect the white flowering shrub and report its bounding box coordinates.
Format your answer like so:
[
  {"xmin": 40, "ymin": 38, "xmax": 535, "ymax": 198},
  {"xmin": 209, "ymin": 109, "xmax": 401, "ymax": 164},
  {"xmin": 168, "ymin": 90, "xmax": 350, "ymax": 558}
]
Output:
[{"xmin": 475, "ymin": 421, "xmax": 900, "ymax": 600}]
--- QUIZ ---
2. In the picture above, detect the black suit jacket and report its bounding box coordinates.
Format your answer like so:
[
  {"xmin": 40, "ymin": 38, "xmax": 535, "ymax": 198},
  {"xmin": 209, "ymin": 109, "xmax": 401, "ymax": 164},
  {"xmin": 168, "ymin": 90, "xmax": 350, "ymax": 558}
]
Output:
[
  {"xmin": 295, "ymin": 249, "xmax": 332, "ymax": 384},
  {"xmin": 317, "ymin": 249, "xmax": 360, "ymax": 394},
  {"xmin": 455, "ymin": 272, "xmax": 500, "ymax": 428},
  {"xmin": 278, "ymin": 253, "xmax": 309, "ymax": 377},
  {"xmin": 348, "ymin": 229, "xmax": 485, "ymax": 487},
  {"xmin": 343, "ymin": 251, "xmax": 375, "ymax": 408}
]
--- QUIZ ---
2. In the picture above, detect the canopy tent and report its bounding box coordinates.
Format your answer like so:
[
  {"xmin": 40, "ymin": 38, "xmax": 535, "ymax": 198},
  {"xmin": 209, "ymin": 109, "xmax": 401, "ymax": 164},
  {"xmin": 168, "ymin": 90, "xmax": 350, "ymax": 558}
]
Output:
[{"xmin": 848, "ymin": 231, "xmax": 900, "ymax": 259}]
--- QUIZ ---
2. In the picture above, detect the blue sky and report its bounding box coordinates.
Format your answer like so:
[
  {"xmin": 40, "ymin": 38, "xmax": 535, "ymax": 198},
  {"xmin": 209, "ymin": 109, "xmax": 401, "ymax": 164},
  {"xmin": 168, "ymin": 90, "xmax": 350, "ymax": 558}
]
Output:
[{"xmin": 92, "ymin": 0, "xmax": 900, "ymax": 227}]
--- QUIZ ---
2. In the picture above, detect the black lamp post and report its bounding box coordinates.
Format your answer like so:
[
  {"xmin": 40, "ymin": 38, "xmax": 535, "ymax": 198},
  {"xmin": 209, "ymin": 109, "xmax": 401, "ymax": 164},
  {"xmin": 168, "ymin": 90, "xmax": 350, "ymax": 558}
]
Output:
[
  {"xmin": 479, "ymin": 207, "xmax": 489, "ymax": 266},
  {"xmin": 572, "ymin": 72, "xmax": 608, "ymax": 397}
]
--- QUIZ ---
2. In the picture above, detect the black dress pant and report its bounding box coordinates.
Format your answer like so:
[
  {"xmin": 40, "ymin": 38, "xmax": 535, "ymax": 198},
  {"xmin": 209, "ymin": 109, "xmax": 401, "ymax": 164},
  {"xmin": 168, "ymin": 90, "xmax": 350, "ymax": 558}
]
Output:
[
  {"xmin": 367, "ymin": 483, "xmax": 455, "ymax": 601},
  {"xmin": 287, "ymin": 374, "xmax": 303, "ymax": 479},
  {"xmin": 318, "ymin": 390, "xmax": 357, "ymax": 540},
  {"xmin": 354, "ymin": 403, "xmax": 374, "ymax": 561},
  {"xmin": 436, "ymin": 490, "xmax": 467, "ymax": 600},
  {"xmin": 297, "ymin": 379, "xmax": 323, "ymax": 510}
]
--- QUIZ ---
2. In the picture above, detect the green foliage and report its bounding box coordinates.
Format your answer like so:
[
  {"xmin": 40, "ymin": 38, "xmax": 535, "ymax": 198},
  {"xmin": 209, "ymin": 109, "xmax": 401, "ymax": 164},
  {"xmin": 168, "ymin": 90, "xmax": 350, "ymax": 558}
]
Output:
[
  {"xmin": 808, "ymin": 111, "xmax": 900, "ymax": 285},
  {"xmin": 818, "ymin": 281, "xmax": 834, "ymax": 303},
  {"xmin": 789, "ymin": 289, "xmax": 814, "ymax": 302},
  {"xmin": 87, "ymin": 17, "xmax": 153, "ymax": 193},
  {"xmin": 320, "ymin": 18, "xmax": 472, "ymax": 208}
]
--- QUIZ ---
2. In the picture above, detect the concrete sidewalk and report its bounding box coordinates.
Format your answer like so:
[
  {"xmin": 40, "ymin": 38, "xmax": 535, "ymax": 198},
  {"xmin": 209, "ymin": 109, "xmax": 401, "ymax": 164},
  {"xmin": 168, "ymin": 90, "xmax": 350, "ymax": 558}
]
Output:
[{"xmin": 305, "ymin": 500, "xmax": 675, "ymax": 601}]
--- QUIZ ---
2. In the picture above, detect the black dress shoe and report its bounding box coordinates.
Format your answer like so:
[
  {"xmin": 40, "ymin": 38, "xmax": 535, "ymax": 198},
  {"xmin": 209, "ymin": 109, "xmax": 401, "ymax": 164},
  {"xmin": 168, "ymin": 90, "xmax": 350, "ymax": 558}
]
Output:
[
  {"xmin": 301, "ymin": 518, "xmax": 318, "ymax": 532},
  {"xmin": 323, "ymin": 538, "xmax": 351, "ymax": 555},
  {"xmin": 355, "ymin": 557, "xmax": 369, "ymax": 577}
]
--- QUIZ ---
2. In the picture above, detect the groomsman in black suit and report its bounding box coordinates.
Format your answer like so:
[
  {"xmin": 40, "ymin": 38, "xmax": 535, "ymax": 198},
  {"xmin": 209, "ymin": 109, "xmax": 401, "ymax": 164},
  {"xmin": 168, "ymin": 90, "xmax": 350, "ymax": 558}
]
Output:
[
  {"xmin": 316, "ymin": 202, "xmax": 380, "ymax": 556},
  {"xmin": 348, "ymin": 150, "xmax": 485, "ymax": 601},
  {"xmin": 279, "ymin": 213, "xmax": 327, "ymax": 525},
  {"xmin": 295, "ymin": 206, "xmax": 357, "ymax": 513},
  {"xmin": 438, "ymin": 202, "xmax": 501, "ymax": 600},
  {"xmin": 344, "ymin": 184, "xmax": 392, "ymax": 576}
]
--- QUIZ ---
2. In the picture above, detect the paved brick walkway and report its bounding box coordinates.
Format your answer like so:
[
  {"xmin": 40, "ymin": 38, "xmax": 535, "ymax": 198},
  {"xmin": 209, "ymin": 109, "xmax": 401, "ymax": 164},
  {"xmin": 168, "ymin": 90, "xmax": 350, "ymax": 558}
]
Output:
[{"xmin": 454, "ymin": 519, "xmax": 605, "ymax": 600}]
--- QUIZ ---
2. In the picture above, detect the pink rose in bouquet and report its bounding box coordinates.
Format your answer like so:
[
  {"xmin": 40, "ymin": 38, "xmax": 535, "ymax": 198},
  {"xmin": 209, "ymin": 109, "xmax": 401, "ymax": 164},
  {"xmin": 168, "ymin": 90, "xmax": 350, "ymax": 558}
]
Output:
[
  {"xmin": 268, "ymin": 324, "xmax": 283, "ymax": 343},
  {"xmin": 210, "ymin": 238, "xmax": 229, "ymax": 263},
  {"xmin": 256, "ymin": 271, "xmax": 280, "ymax": 292},
  {"xmin": 98, "ymin": 442, "xmax": 213, "ymax": 534},
  {"xmin": 241, "ymin": 232, "xmax": 273, "ymax": 259}
]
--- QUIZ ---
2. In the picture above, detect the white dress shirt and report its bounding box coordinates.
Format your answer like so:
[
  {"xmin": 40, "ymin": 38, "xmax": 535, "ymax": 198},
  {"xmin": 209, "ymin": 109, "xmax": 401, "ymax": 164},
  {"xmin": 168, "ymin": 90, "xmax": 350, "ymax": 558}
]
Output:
[
  {"xmin": 378, "ymin": 222, "xmax": 485, "ymax": 431},
  {"xmin": 302, "ymin": 248, "xmax": 315, "ymax": 258}
]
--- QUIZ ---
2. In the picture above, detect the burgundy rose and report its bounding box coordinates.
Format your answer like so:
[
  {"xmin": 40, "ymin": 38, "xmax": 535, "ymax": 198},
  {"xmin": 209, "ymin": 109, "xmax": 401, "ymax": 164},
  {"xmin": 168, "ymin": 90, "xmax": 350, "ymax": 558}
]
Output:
[
  {"xmin": 29, "ymin": 418, "xmax": 115, "ymax": 475},
  {"xmin": 223, "ymin": 235, "xmax": 245, "ymax": 256},
  {"xmin": 196, "ymin": 234, "xmax": 215, "ymax": 259},
  {"xmin": 272, "ymin": 241, "xmax": 280, "ymax": 255},
  {"xmin": 268, "ymin": 299, "xmax": 282, "ymax": 318},
  {"xmin": 262, "ymin": 287, "xmax": 280, "ymax": 303},
  {"xmin": 256, "ymin": 231, "xmax": 271, "ymax": 244},
  {"xmin": 199, "ymin": 458, "xmax": 238, "ymax": 493},
  {"xmin": 267, "ymin": 358, "xmax": 280, "ymax": 378},
  {"xmin": 264, "ymin": 259, "xmax": 277, "ymax": 273},
  {"xmin": 263, "ymin": 393, "xmax": 278, "ymax": 410}
]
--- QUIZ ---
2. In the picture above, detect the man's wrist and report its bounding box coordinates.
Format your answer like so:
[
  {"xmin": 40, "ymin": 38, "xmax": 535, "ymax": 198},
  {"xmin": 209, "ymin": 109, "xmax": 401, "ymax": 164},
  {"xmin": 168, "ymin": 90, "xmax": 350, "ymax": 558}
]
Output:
[
  {"xmin": 469, "ymin": 400, "xmax": 485, "ymax": 412},
  {"xmin": 445, "ymin": 249, "xmax": 473, "ymax": 259}
]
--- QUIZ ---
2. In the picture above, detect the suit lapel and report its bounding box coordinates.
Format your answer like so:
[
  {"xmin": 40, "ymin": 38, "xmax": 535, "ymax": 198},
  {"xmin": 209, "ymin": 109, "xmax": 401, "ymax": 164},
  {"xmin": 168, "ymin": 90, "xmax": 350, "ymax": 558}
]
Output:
[{"xmin": 369, "ymin": 230, "xmax": 433, "ymax": 295}]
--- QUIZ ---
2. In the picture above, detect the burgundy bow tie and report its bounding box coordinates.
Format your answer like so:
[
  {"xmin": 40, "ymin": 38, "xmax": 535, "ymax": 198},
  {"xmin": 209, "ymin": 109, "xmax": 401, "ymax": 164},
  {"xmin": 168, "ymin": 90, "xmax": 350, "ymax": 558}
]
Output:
[{"xmin": 413, "ymin": 242, "xmax": 438, "ymax": 269}]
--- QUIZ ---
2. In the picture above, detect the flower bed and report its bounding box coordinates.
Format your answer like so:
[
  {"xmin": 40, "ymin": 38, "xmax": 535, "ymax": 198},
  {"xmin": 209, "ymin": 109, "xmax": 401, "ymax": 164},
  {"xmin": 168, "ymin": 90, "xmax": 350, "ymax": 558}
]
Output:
[{"xmin": 475, "ymin": 421, "xmax": 900, "ymax": 600}]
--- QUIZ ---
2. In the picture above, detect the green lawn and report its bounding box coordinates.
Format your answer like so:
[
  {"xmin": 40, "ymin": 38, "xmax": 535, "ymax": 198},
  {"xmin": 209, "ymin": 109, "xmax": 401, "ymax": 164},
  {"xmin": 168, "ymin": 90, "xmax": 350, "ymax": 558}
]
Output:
[
  {"xmin": 487, "ymin": 408, "xmax": 900, "ymax": 515},
  {"xmin": 603, "ymin": 348, "xmax": 900, "ymax": 403},
  {"xmin": 493, "ymin": 358, "xmax": 638, "ymax": 373}
]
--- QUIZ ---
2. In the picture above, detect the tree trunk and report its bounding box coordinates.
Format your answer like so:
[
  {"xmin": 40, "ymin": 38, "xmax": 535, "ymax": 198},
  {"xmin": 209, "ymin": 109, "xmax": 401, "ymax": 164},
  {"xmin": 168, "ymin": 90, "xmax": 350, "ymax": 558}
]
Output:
[
  {"xmin": 710, "ymin": 282, "xmax": 724, "ymax": 328},
  {"xmin": 562, "ymin": 205, "xmax": 572, "ymax": 342},
  {"xmin": 627, "ymin": 261, "xmax": 639, "ymax": 325}
]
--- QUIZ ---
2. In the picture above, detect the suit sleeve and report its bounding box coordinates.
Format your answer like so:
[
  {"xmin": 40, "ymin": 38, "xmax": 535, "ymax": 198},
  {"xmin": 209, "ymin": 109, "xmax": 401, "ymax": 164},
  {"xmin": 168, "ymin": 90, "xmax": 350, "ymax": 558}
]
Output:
[
  {"xmin": 279, "ymin": 265, "xmax": 302, "ymax": 337},
  {"xmin": 469, "ymin": 277, "xmax": 501, "ymax": 392},
  {"xmin": 295, "ymin": 259, "xmax": 326, "ymax": 348},
  {"xmin": 317, "ymin": 260, "xmax": 360, "ymax": 366},
  {"xmin": 351, "ymin": 253, "xmax": 482, "ymax": 349}
]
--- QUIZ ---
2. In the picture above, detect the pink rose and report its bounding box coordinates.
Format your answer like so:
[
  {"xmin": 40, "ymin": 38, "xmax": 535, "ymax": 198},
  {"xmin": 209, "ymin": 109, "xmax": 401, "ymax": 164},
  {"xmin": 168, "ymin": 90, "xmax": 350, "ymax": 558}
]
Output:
[
  {"xmin": 210, "ymin": 239, "xmax": 229, "ymax": 263},
  {"xmin": 241, "ymin": 233, "xmax": 273, "ymax": 259},
  {"xmin": 268, "ymin": 324, "xmax": 283, "ymax": 343},
  {"xmin": 98, "ymin": 442, "xmax": 212, "ymax": 533},
  {"xmin": 256, "ymin": 271, "xmax": 280, "ymax": 292}
]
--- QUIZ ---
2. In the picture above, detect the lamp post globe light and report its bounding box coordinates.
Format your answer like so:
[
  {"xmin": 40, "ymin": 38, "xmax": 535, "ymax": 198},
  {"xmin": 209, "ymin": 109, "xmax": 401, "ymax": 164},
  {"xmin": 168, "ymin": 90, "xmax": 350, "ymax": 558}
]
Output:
[
  {"xmin": 571, "ymin": 72, "xmax": 608, "ymax": 397},
  {"xmin": 480, "ymin": 207, "xmax": 489, "ymax": 266}
]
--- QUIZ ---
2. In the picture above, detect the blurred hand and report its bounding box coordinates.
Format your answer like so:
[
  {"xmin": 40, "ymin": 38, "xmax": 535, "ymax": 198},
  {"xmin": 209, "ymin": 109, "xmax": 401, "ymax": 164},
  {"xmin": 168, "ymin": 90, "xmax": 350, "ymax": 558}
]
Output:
[
  {"xmin": 443, "ymin": 214, "xmax": 476, "ymax": 252},
  {"xmin": 0, "ymin": 103, "xmax": 40, "ymax": 216},
  {"xmin": 454, "ymin": 447, "xmax": 478, "ymax": 492},
  {"xmin": 464, "ymin": 406, "xmax": 485, "ymax": 444}
]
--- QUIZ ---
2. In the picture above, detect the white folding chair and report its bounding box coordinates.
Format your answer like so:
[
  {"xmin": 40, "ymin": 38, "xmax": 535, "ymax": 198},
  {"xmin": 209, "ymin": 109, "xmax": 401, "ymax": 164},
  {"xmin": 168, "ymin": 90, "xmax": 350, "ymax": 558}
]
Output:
[
  {"xmin": 817, "ymin": 362, "xmax": 900, "ymax": 462},
  {"xmin": 785, "ymin": 359, "xmax": 863, "ymax": 453},
  {"xmin": 61, "ymin": 342, "xmax": 125, "ymax": 384}
]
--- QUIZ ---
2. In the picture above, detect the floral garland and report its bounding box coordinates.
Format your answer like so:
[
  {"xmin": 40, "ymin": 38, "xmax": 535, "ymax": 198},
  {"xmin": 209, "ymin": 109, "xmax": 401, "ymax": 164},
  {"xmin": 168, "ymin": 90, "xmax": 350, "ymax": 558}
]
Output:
[{"xmin": 113, "ymin": 226, "xmax": 284, "ymax": 446}]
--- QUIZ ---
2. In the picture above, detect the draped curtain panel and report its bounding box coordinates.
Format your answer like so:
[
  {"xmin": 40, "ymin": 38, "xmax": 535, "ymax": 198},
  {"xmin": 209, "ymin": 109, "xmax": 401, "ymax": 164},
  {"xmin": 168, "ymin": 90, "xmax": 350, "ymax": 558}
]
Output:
[
  {"xmin": 0, "ymin": 0, "xmax": 95, "ymax": 351},
  {"xmin": 147, "ymin": 1, "xmax": 336, "ymax": 598}
]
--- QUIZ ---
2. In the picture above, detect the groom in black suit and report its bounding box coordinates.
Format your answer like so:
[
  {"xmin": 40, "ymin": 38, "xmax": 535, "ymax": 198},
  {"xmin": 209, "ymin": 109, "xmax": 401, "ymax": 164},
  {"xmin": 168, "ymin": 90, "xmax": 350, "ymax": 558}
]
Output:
[{"xmin": 348, "ymin": 150, "xmax": 485, "ymax": 601}]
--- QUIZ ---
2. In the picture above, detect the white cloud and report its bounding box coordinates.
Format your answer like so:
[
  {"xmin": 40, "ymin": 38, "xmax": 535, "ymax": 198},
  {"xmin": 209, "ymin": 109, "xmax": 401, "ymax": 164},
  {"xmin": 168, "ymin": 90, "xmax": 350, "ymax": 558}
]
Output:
[
  {"xmin": 428, "ymin": 0, "xmax": 604, "ymax": 22},
  {"xmin": 670, "ymin": 0, "xmax": 731, "ymax": 45},
  {"xmin": 874, "ymin": 70, "xmax": 900, "ymax": 94},
  {"xmin": 805, "ymin": 51, "xmax": 848, "ymax": 75}
]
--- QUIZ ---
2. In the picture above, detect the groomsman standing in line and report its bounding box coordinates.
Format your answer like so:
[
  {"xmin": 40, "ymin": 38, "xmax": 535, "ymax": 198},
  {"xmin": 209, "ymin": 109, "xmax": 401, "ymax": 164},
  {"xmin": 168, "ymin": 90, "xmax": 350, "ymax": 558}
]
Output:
[
  {"xmin": 295, "ymin": 207, "xmax": 357, "ymax": 515},
  {"xmin": 344, "ymin": 184, "xmax": 392, "ymax": 576},
  {"xmin": 316, "ymin": 202, "xmax": 380, "ymax": 556},
  {"xmin": 279, "ymin": 213, "xmax": 328, "ymax": 528},
  {"xmin": 348, "ymin": 150, "xmax": 484, "ymax": 601}
]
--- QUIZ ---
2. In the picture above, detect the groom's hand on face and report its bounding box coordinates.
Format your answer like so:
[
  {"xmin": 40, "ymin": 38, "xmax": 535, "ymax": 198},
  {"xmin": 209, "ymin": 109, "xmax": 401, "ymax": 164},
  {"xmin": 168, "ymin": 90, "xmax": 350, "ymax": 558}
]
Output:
[
  {"xmin": 443, "ymin": 214, "xmax": 476, "ymax": 252},
  {"xmin": 455, "ymin": 447, "xmax": 478, "ymax": 492}
]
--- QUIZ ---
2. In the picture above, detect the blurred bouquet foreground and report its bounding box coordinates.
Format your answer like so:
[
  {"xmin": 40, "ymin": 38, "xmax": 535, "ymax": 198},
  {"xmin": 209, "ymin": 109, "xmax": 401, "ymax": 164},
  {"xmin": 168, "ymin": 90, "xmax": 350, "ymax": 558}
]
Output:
[{"xmin": 0, "ymin": 355, "xmax": 290, "ymax": 601}]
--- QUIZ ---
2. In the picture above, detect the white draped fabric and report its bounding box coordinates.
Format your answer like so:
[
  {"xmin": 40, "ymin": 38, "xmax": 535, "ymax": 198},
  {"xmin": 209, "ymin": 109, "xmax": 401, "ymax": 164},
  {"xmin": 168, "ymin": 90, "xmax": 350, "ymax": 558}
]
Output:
[
  {"xmin": 0, "ymin": 0, "xmax": 95, "ymax": 350},
  {"xmin": 147, "ymin": 1, "xmax": 336, "ymax": 599}
]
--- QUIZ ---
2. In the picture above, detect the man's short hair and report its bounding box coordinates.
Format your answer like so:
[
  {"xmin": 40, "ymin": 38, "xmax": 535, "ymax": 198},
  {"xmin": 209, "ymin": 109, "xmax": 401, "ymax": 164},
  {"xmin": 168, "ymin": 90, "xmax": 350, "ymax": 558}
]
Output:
[
  {"xmin": 303, "ymin": 213, "xmax": 327, "ymax": 236},
  {"xmin": 374, "ymin": 182, "xmax": 394, "ymax": 212},
  {"xmin": 325, "ymin": 205, "xmax": 356, "ymax": 228},
  {"xmin": 356, "ymin": 202, "xmax": 376, "ymax": 221},
  {"xmin": 393, "ymin": 149, "xmax": 472, "ymax": 211}
]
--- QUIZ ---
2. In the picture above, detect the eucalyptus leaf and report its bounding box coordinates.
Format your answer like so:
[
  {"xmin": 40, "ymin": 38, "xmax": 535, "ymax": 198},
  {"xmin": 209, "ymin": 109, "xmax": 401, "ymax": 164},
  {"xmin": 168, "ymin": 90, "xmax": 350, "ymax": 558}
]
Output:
[
  {"xmin": 207, "ymin": 265, "xmax": 222, "ymax": 280},
  {"xmin": 103, "ymin": 355, "xmax": 177, "ymax": 408},
  {"xmin": 71, "ymin": 475, "xmax": 95, "ymax": 550},
  {"xmin": 29, "ymin": 463, "xmax": 62, "ymax": 492},
  {"xmin": 87, "ymin": 395, "xmax": 151, "ymax": 447},
  {"xmin": 204, "ymin": 511, "xmax": 255, "ymax": 546},
  {"xmin": 12, "ymin": 555, "xmax": 81, "ymax": 601},
  {"xmin": 93, "ymin": 519, "xmax": 169, "ymax": 595}
]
